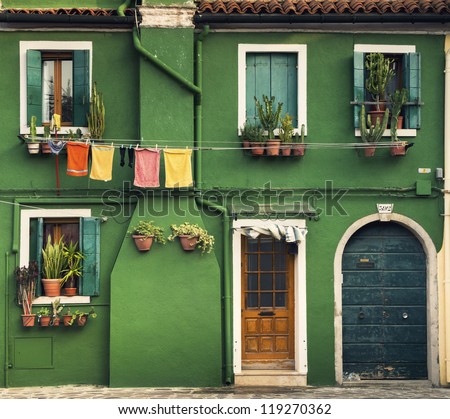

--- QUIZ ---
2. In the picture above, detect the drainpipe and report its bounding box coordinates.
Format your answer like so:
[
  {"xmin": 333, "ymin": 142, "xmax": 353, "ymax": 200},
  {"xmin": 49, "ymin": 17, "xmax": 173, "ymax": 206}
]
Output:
[
  {"xmin": 444, "ymin": 48, "xmax": 450, "ymax": 384},
  {"xmin": 195, "ymin": 25, "xmax": 210, "ymax": 189},
  {"xmin": 195, "ymin": 197, "xmax": 233, "ymax": 385},
  {"xmin": 4, "ymin": 252, "xmax": 10, "ymax": 387}
]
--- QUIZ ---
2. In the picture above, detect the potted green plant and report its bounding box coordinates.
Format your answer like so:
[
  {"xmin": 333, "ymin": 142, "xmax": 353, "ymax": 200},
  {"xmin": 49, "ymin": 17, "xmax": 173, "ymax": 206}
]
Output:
[
  {"xmin": 292, "ymin": 124, "xmax": 306, "ymax": 156},
  {"xmin": 128, "ymin": 220, "xmax": 166, "ymax": 252},
  {"xmin": 63, "ymin": 307, "xmax": 73, "ymax": 326},
  {"xmin": 26, "ymin": 115, "xmax": 40, "ymax": 154},
  {"xmin": 37, "ymin": 307, "xmax": 51, "ymax": 327},
  {"xmin": 365, "ymin": 52, "xmax": 396, "ymax": 121},
  {"xmin": 41, "ymin": 124, "xmax": 52, "ymax": 154},
  {"xmin": 61, "ymin": 242, "xmax": 84, "ymax": 296},
  {"xmin": 51, "ymin": 298, "xmax": 63, "ymax": 326},
  {"xmin": 279, "ymin": 113, "xmax": 294, "ymax": 156},
  {"xmin": 360, "ymin": 105, "xmax": 389, "ymax": 157},
  {"xmin": 15, "ymin": 261, "xmax": 38, "ymax": 327},
  {"xmin": 41, "ymin": 235, "xmax": 68, "ymax": 297},
  {"xmin": 389, "ymin": 88, "xmax": 410, "ymax": 156},
  {"xmin": 254, "ymin": 95, "xmax": 283, "ymax": 156},
  {"xmin": 168, "ymin": 222, "xmax": 214, "ymax": 254},
  {"xmin": 87, "ymin": 82, "xmax": 105, "ymax": 140},
  {"xmin": 69, "ymin": 307, "xmax": 97, "ymax": 327}
]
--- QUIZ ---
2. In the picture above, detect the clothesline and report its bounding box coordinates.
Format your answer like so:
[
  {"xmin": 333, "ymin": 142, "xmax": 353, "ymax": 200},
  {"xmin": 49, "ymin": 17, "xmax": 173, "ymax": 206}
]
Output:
[{"xmin": 23, "ymin": 137, "xmax": 404, "ymax": 150}]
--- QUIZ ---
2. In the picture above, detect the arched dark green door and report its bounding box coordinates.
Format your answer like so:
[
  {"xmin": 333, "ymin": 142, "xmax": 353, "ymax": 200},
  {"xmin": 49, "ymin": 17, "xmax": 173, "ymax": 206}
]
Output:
[{"xmin": 342, "ymin": 221, "xmax": 427, "ymax": 380}]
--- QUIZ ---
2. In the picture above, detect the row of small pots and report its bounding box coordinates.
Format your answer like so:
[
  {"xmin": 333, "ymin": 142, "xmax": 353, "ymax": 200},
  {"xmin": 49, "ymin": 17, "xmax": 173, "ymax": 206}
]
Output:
[
  {"xmin": 363, "ymin": 142, "xmax": 410, "ymax": 157},
  {"xmin": 21, "ymin": 314, "xmax": 88, "ymax": 327},
  {"xmin": 133, "ymin": 235, "xmax": 198, "ymax": 252},
  {"xmin": 243, "ymin": 140, "xmax": 306, "ymax": 157},
  {"xmin": 27, "ymin": 142, "xmax": 52, "ymax": 155}
]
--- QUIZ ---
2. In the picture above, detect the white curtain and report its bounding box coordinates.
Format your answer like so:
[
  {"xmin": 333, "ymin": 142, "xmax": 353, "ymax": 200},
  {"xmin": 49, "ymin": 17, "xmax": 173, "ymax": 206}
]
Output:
[{"xmin": 238, "ymin": 223, "xmax": 307, "ymax": 243}]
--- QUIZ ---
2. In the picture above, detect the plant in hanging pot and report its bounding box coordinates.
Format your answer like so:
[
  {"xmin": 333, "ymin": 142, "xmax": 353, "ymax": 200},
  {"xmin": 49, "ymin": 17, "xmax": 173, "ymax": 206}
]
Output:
[
  {"xmin": 63, "ymin": 308, "xmax": 73, "ymax": 326},
  {"xmin": 61, "ymin": 242, "xmax": 84, "ymax": 296},
  {"xmin": 51, "ymin": 298, "xmax": 63, "ymax": 326},
  {"xmin": 365, "ymin": 52, "xmax": 396, "ymax": 124},
  {"xmin": 168, "ymin": 222, "xmax": 215, "ymax": 254},
  {"xmin": 87, "ymin": 82, "xmax": 105, "ymax": 140},
  {"xmin": 68, "ymin": 307, "xmax": 97, "ymax": 327},
  {"xmin": 279, "ymin": 114, "xmax": 294, "ymax": 156},
  {"xmin": 26, "ymin": 115, "xmax": 40, "ymax": 155},
  {"xmin": 15, "ymin": 261, "xmax": 38, "ymax": 327},
  {"xmin": 37, "ymin": 307, "xmax": 51, "ymax": 327},
  {"xmin": 359, "ymin": 105, "xmax": 389, "ymax": 157},
  {"xmin": 389, "ymin": 88, "xmax": 411, "ymax": 156},
  {"xmin": 41, "ymin": 235, "xmax": 68, "ymax": 297},
  {"xmin": 292, "ymin": 124, "xmax": 306, "ymax": 156},
  {"xmin": 255, "ymin": 95, "xmax": 283, "ymax": 156},
  {"xmin": 41, "ymin": 124, "xmax": 52, "ymax": 154},
  {"xmin": 128, "ymin": 220, "xmax": 166, "ymax": 252}
]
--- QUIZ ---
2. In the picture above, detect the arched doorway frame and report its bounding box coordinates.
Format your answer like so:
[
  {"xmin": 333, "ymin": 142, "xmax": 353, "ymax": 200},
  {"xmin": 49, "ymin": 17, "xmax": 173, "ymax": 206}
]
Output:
[{"xmin": 334, "ymin": 213, "xmax": 439, "ymax": 385}]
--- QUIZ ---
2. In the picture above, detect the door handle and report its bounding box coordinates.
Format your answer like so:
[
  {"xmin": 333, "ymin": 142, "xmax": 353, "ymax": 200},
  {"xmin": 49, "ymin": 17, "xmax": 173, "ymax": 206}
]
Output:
[{"xmin": 258, "ymin": 311, "xmax": 275, "ymax": 316}]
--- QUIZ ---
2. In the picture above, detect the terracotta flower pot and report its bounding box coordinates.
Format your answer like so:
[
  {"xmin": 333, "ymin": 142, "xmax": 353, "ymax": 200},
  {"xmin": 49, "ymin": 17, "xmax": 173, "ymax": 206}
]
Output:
[
  {"xmin": 266, "ymin": 139, "xmax": 281, "ymax": 156},
  {"xmin": 242, "ymin": 140, "xmax": 250, "ymax": 149},
  {"xmin": 21, "ymin": 314, "xmax": 36, "ymax": 327},
  {"xmin": 63, "ymin": 315, "xmax": 73, "ymax": 326},
  {"xmin": 280, "ymin": 144, "xmax": 292, "ymax": 156},
  {"xmin": 77, "ymin": 315, "xmax": 88, "ymax": 327},
  {"xmin": 39, "ymin": 316, "xmax": 51, "ymax": 327},
  {"xmin": 397, "ymin": 116, "xmax": 404, "ymax": 129},
  {"xmin": 179, "ymin": 235, "xmax": 199, "ymax": 251},
  {"xmin": 52, "ymin": 317, "xmax": 61, "ymax": 327},
  {"xmin": 368, "ymin": 110, "xmax": 388, "ymax": 125},
  {"xmin": 132, "ymin": 235, "xmax": 154, "ymax": 252},
  {"xmin": 292, "ymin": 144, "xmax": 306, "ymax": 156},
  {"xmin": 364, "ymin": 146, "xmax": 377, "ymax": 157},
  {"xmin": 250, "ymin": 142, "xmax": 264, "ymax": 156},
  {"xmin": 42, "ymin": 278, "xmax": 61, "ymax": 297},
  {"xmin": 41, "ymin": 143, "xmax": 52, "ymax": 154},
  {"xmin": 63, "ymin": 287, "xmax": 77, "ymax": 296},
  {"xmin": 390, "ymin": 143, "xmax": 407, "ymax": 156}
]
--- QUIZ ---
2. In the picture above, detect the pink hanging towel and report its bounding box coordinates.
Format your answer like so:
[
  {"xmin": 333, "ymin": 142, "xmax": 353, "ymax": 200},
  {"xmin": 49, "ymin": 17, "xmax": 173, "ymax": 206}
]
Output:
[
  {"xmin": 163, "ymin": 149, "xmax": 193, "ymax": 188},
  {"xmin": 134, "ymin": 148, "xmax": 160, "ymax": 188},
  {"xmin": 66, "ymin": 142, "xmax": 90, "ymax": 177}
]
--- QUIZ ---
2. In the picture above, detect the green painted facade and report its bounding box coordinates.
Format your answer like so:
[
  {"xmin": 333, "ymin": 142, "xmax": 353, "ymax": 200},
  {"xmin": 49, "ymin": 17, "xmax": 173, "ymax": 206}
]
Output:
[{"xmin": 0, "ymin": 2, "xmax": 446, "ymax": 388}]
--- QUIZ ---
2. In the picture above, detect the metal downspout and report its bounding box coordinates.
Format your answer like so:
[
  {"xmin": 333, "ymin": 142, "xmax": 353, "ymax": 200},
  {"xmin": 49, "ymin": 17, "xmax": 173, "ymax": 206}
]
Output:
[
  {"xmin": 196, "ymin": 197, "xmax": 233, "ymax": 385},
  {"xmin": 4, "ymin": 252, "xmax": 10, "ymax": 387},
  {"xmin": 444, "ymin": 48, "xmax": 450, "ymax": 383}
]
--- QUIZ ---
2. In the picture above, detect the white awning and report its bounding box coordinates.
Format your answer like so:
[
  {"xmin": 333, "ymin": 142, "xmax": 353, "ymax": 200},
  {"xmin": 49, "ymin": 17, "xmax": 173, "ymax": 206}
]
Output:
[{"xmin": 237, "ymin": 223, "xmax": 308, "ymax": 243}]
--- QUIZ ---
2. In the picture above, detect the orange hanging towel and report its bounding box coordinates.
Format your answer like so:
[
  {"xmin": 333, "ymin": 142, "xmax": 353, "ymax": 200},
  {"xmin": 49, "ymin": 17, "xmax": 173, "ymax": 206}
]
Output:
[
  {"xmin": 163, "ymin": 149, "xmax": 193, "ymax": 188},
  {"xmin": 67, "ymin": 142, "xmax": 90, "ymax": 177},
  {"xmin": 90, "ymin": 144, "xmax": 115, "ymax": 181}
]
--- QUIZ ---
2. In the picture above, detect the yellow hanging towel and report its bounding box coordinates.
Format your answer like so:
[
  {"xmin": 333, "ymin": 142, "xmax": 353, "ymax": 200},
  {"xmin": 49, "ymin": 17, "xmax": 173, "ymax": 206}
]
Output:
[
  {"xmin": 90, "ymin": 144, "xmax": 115, "ymax": 181},
  {"xmin": 163, "ymin": 149, "xmax": 193, "ymax": 188}
]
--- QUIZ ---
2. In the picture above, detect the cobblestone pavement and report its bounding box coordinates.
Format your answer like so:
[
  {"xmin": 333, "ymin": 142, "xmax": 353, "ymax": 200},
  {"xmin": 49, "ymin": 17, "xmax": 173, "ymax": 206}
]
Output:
[{"xmin": 0, "ymin": 381, "xmax": 449, "ymax": 399}]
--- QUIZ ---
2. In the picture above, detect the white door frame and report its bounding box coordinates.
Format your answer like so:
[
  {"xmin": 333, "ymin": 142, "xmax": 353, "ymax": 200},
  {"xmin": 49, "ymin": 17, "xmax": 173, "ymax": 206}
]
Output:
[
  {"xmin": 334, "ymin": 213, "xmax": 439, "ymax": 385},
  {"xmin": 232, "ymin": 219, "xmax": 308, "ymax": 376}
]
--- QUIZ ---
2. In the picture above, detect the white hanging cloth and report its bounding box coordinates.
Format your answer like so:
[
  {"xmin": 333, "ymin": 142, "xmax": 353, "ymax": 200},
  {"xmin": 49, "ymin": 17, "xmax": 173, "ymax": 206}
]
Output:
[{"xmin": 238, "ymin": 223, "xmax": 307, "ymax": 243}]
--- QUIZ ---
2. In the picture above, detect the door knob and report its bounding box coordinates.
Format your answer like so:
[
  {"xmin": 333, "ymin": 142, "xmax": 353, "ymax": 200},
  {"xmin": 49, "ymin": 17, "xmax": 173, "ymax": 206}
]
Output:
[{"xmin": 402, "ymin": 312, "xmax": 409, "ymax": 319}]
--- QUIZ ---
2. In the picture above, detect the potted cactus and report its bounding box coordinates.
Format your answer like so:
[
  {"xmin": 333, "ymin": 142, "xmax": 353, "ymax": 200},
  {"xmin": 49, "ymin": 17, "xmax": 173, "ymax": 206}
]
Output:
[
  {"xmin": 359, "ymin": 105, "xmax": 389, "ymax": 157},
  {"xmin": 292, "ymin": 124, "xmax": 306, "ymax": 157},
  {"xmin": 87, "ymin": 82, "xmax": 105, "ymax": 140},
  {"xmin": 389, "ymin": 88, "xmax": 410, "ymax": 156},
  {"xmin": 26, "ymin": 115, "xmax": 40, "ymax": 154},
  {"xmin": 279, "ymin": 114, "xmax": 294, "ymax": 156},
  {"xmin": 254, "ymin": 95, "xmax": 283, "ymax": 156}
]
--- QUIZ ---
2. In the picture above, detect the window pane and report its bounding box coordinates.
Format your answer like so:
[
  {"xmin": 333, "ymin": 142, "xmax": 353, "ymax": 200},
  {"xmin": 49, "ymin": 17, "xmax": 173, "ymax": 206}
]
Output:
[
  {"xmin": 260, "ymin": 238, "xmax": 272, "ymax": 252},
  {"xmin": 275, "ymin": 274, "xmax": 286, "ymax": 290},
  {"xmin": 61, "ymin": 61, "xmax": 73, "ymax": 123},
  {"xmin": 260, "ymin": 292, "xmax": 273, "ymax": 308},
  {"xmin": 274, "ymin": 253, "xmax": 286, "ymax": 270},
  {"xmin": 274, "ymin": 240, "xmax": 285, "ymax": 253},
  {"xmin": 247, "ymin": 293, "xmax": 258, "ymax": 308},
  {"xmin": 247, "ymin": 254, "xmax": 258, "ymax": 271},
  {"xmin": 247, "ymin": 274, "xmax": 258, "ymax": 291},
  {"xmin": 247, "ymin": 238, "xmax": 258, "ymax": 252},
  {"xmin": 42, "ymin": 60, "xmax": 55, "ymax": 123},
  {"xmin": 275, "ymin": 292, "xmax": 286, "ymax": 307},
  {"xmin": 260, "ymin": 254, "xmax": 273, "ymax": 271},
  {"xmin": 260, "ymin": 273, "xmax": 273, "ymax": 290}
]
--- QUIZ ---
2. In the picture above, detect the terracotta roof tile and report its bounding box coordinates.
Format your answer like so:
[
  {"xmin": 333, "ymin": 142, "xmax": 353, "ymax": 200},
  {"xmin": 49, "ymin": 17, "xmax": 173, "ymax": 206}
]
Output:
[
  {"xmin": 196, "ymin": 0, "xmax": 450, "ymax": 15},
  {"xmin": 2, "ymin": 8, "xmax": 135, "ymax": 17}
]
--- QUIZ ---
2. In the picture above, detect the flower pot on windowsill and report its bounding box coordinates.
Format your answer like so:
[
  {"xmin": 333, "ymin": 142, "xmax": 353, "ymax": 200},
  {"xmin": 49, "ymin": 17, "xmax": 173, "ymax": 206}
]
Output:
[
  {"xmin": 390, "ymin": 141, "xmax": 409, "ymax": 156},
  {"xmin": 21, "ymin": 314, "xmax": 36, "ymax": 327},
  {"xmin": 42, "ymin": 278, "xmax": 61, "ymax": 297},
  {"xmin": 280, "ymin": 144, "xmax": 292, "ymax": 156},
  {"xmin": 132, "ymin": 235, "xmax": 154, "ymax": 252},
  {"xmin": 364, "ymin": 146, "xmax": 377, "ymax": 157},
  {"xmin": 250, "ymin": 142, "xmax": 265, "ymax": 156},
  {"xmin": 292, "ymin": 144, "xmax": 306, "ymax": 156},
  {"xmin": 266, "ymin": 139, "xmax": 281, "ymax": 156},
  {"xmin": 63, "ymin": 287, "xmax": 77, "ymax": 296}
]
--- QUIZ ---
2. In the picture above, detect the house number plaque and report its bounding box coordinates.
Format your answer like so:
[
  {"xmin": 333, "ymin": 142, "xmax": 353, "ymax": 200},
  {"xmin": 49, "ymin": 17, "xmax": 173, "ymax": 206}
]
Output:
[{"xmin": 377, "ymin": 203, "xmax": 393, "ymax": 222}]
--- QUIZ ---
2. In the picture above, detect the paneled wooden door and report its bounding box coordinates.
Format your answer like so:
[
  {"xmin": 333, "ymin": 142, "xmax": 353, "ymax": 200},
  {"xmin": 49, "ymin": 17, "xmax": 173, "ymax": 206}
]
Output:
[
  {"xmin": 342, "ymin": 222, "xmax": 427, "ymax": 380},
  {"xmin": 241, "ymin": 235, "xmax": 295, "ymax": 370}
]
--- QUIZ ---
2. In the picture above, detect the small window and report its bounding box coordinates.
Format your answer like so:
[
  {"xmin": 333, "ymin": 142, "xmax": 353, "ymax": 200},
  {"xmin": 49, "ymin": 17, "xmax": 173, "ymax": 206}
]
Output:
[
  {"xmin": 238, "ymin": 44, "xmax": 307, "ymax": 135},
  {"xmin": 353, "ymin": 45, "xmax": 421, "ymax": 135},
  {"xmin": 20, "ymin": 41, "xmax": 92, "ymax": 134}
]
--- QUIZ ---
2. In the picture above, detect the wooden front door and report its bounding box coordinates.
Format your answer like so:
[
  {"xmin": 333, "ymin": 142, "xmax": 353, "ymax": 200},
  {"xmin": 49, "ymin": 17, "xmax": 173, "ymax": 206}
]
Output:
[
  {"xmin": 241, "ymin": 235, "xmax": 295, "ymax": 369},
  {"xmin": 342, "ymin": 221, "xmax": 427, "ymax": 380}
]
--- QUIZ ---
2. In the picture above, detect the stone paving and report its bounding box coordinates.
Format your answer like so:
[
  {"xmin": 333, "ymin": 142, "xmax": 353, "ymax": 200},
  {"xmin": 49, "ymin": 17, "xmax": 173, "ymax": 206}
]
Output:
[{"xmin": 0, "ymin": 381, "xmax": 449, "ymax": 399}]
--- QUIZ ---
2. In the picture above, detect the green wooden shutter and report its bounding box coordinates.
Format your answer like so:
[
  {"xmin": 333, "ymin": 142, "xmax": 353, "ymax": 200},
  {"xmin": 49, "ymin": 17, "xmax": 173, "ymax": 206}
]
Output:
[
  {"xmin": 27, "ymin": 50, "xmax": 42, "ymax": 126},
  {"xmin": 73, "ymin": 50, "xmax": 90, "ymax": 127},
  {"xmin": 247, "ymin": 53, "xmax": 298, "ymax": 127},
  {"xmin": 403, "ymin": 53, "xmax": 421, "ymax": 129},
  {"xmin": 79, "ymin": 217, "xmax": 100, "ymax": 296},
  {"xmin": 33, "ymin": 218, "xmax": 44, "ymax": 296},
  {"xmin": 354, "ymin": 51, "xmax": 365, "ymax": 128}
]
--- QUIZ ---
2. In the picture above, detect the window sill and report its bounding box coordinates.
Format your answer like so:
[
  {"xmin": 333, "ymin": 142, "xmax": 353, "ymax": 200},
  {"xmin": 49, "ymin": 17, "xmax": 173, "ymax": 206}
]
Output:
[
  {"xmin": 355, "ymin": 128, "xmax": 417, "ymax": 137},
  {"xmin": 34, "ymin": 296, "xmax": 90, "ymax": 305}
]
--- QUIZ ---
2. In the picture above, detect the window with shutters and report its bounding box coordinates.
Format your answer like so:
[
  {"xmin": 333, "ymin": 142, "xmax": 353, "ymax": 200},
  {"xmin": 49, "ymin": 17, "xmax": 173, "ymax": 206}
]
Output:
[
  {"xmin": 20, "ymin": 41, "xmax": 92, "ymax": 135},
  {"xmin": 353, "ymin": 44, "xmax": 421, "ymax": 137},
  {"xmin": 238, "ymin": 44, "xmax": 307, "ymax": 136},
  {"xmin": 20, "ymin": 209, "xmax": 100, "ymax": 304}
]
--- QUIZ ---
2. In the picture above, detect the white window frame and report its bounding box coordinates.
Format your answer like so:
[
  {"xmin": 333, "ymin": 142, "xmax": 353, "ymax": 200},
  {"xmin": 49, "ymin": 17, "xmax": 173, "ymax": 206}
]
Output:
[
  {"xmin": 20, "ymin": 208, "xmax": 92, "ymax": 304},
  {"xmin": 232, "ymin": 219, "xmax": 308, "ymax": 378},
  {"xmin": 354, "ymin": 44, "xmax": 417, "ymax": 138},
  {"xmin": 238, "ymin": 44, "xmax": 307, "ymax": 136},
  {"xmin": 19, "ymin": 41, "xmax": 93, "ymax": 135}
]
